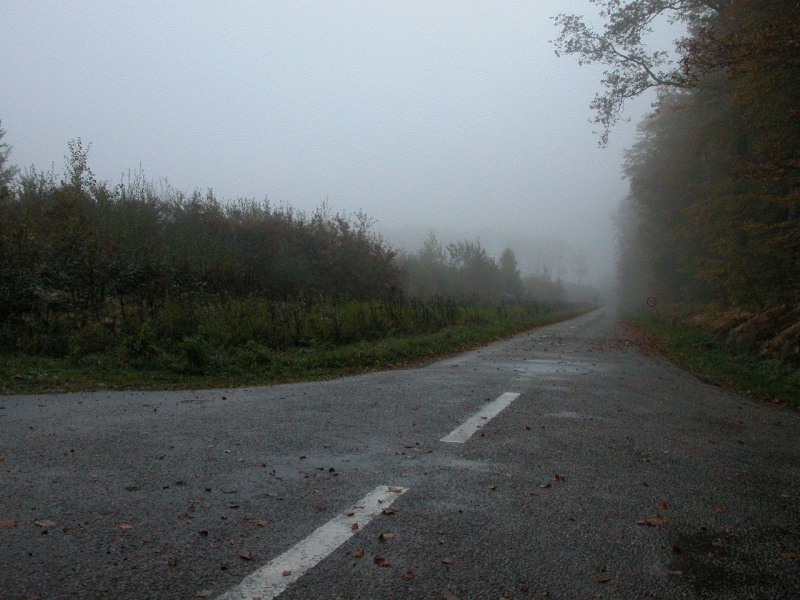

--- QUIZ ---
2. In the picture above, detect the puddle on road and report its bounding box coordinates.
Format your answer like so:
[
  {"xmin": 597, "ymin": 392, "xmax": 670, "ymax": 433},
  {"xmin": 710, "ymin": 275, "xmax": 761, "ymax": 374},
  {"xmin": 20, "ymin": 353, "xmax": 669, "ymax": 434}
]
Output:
[
  {"xmin": 501, "ymin": 359, "xmax": 604, "ymax": 378},
  {"xmin": 544, "ymin": 410, "xmax": 604, "ymax": 422}
]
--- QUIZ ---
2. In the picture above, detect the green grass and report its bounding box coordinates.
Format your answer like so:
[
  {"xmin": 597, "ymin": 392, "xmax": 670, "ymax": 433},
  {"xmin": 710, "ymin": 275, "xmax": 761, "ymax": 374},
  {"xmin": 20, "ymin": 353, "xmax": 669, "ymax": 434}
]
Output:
[
  {"xmin": 628, "ymin": 312, "xmax": 800, "ymax": 406},
  {"xmin": 0, "ymin": 303, "xmax": 589, "ymax": 395}
]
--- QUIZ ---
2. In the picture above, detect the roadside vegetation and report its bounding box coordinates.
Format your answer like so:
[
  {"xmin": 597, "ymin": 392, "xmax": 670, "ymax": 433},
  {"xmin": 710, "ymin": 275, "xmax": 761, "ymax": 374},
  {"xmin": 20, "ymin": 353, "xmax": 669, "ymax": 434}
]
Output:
[
  {"xmin": 556, "ymin": 1, "xmax": 800, "ymax": 403},
  {"xmin": 0, "ymin": 129, "xmax": 591, "ymax": 394},
  {"xmin": 629, "ymin": 307, "xmax": 800, "ymax": 405}
]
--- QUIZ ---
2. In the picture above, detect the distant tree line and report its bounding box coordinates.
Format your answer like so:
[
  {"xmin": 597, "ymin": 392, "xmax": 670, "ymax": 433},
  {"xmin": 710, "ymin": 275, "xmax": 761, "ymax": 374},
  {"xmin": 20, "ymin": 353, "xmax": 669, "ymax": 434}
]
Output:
[
  {"xmin": 397, "ymin": 232, "xmax": 525, "ymax": 301},
  {"xmin": 556, "ymin": 0, "xmax": 800, "ymax": 309}
]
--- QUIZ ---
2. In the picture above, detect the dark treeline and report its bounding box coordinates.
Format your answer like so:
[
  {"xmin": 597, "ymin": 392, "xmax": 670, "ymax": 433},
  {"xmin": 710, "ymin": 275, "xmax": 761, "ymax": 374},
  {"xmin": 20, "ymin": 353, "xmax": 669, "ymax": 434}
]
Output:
[
  {"xmin": 553, "ymin": 0, "xmax": 800, "ymax": 376},
  {"xmin": 617, "ymin": 1, "xmax": 798, "ymax": 309},
  {"xmin": 0, "ymin": 138, "xmax": 403, "ymax": 356},
  {"xmin": 0, "ymin": 134, "xmax": 576, "ymax": 368},
  {"xmin": 556, "ymin": 0, "xmax": 799, "ymax": 310}
]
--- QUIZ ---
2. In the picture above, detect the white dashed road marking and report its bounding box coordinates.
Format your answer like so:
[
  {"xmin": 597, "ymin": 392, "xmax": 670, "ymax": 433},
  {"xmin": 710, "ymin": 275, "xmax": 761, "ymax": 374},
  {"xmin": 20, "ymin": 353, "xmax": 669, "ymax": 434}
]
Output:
[
  {"xmin": 440, "ymin": 392, "xmax": 521, "ymax": 443},
  {"xmin": 216, "ymin": 485, "xmax": 408, "ymax": 600}
]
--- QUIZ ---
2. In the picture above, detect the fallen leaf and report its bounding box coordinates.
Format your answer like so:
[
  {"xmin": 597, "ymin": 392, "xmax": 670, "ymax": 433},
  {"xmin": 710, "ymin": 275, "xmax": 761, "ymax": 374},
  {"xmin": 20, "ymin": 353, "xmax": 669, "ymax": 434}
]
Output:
[
  {"xmin": 387, "ymin": 486, "xmax": 403, "ymax": 493},
  {"xmin": 119, "ymin": 523, "xmax": 133, "ymax": 530},
  {"xmin": 636, "ymin": 514, "xmax": 667, "ymax": 527},
  {"xmin": 596, "ymin": 577, "xmax": 611, "ymax": 583},
  {"xmin": 781, "ymin": 552, "xmax": 797, "ymax": 559},
  {"xmin": 382, "ymin": 508, "xmax": 395, "ymax": 515},
  {"xmin": 712, "ymin": 541, "xmax": 725, "ymax": 548},
  {"xmin": 355, "ymin": 548, "xmax": 365, "ymax": 558},
  {"xmin": 441, "ymin": 557, "xmax": 455, "ymax": 565},
  {"xmin": 658, "ymin": 502, "xmax": 669, "ymax": 510},
  {"xmin": 374, "ymin": 556, "xmax": 390, "ymax": 566},
  {"xmin": 351, "ymin": 523, "xmax": 359, "ymax": 531},
  {"xmin": 245, "ymin": 518, "xmax": 269, "ymax": 526},
  {"xmin": 240, "ymin": 552, "xmax": 254, "ymax": 561},
  {"xmin": 554, "ymin": 474, "xmax": 565, "ymax": 481},
  {"xmin": 282, "ymin": 570, "xmax": 292, "ymax": 576},
  {"xmin": 34, "ymin": 520, "xmax": 56, "ymax": 528},
  {"xmin": 379, "ymin": 532, "xmax": 395, "ymax": 542},
  {"xmin": 540, "ymin": 483, "xmax": 552, "ymax": 489},
  {"xmin": 714, "ymin": 506, "xmax": 727, "ymax": 514},
  {"xmin": 404, "ymin": 570, "xmax": 416, "ymax": 579},
  {"xmin": 0, "ymin": 520, "xmax": 17, "ymax": 527}
]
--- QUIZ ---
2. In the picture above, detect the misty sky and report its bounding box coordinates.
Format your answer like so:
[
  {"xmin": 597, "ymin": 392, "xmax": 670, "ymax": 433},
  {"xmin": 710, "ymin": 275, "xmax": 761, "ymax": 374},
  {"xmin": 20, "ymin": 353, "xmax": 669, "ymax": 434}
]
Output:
[{"xmin": 0, "ymin": 1, "xmax": 661, "ymax": 288}]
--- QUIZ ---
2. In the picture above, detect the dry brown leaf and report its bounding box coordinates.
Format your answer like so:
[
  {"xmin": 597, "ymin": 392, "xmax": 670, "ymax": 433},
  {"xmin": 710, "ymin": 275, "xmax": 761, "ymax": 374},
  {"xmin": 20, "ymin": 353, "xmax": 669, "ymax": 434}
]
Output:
[
  {"xmin": 351, "ymin": 523, "xmax": 359, "ymax": 531},
  {"xmin": 714, "ymin": 506, "xmax": 727, "ymax": 514},
  {"xmin": 404, "ymin": 570, "xmax": 416, "ymax": 579},
  {"xmin": 596, "ymin": 577, "xmax": 611, "ymax": 583},
  {"xmin": 245, "ymin": 518, "xmax": 269, "ymax": 526},
  {"xmin": 636, "ymin": 513, "xmax": 666, "ymax": 527},
  {"xmin": 658, "ymin": 502, "xmax": 669, "ymax": 510},
  {"xmin": 441, "ymin": 557, "xmax": 455, "ymax": 565},
  {"xmin": 119, "ymin": 523, "xmax": 133, "ymax": 530},
  {"xmin": 382, "ymin": 508, "xmax": 395, "ymax": 515},
  {"xmin": 781, "ymin": 552, "xmax": 797, "ymax": 559},
  {"xmin": 34, "ymin": 520, "xmax": 56, "ymax": 528},
  {"xmin": 355, "ymin": 548, "xmax": 365, "ymax": 558},
  {"xmin": 374, "ymin": 556, "xmax": 390, "ymax": 567},
  {"xmin": 282, "ymin": 570, "xmax": 292, "ymax": 576},
  {"xmin": 0, "ymin": 520, "xmax": 16, "ymax": 527},
  {"xmin": 379, "ymin": 532, "xmax": 395, "ymax": 542},
  {"xmin": 240, "ymin": 552, "xmax": 254, "ymax": 561},
  {"xmin": 387, "ymin": 486, "xmax": 403, "ymax": 493}
]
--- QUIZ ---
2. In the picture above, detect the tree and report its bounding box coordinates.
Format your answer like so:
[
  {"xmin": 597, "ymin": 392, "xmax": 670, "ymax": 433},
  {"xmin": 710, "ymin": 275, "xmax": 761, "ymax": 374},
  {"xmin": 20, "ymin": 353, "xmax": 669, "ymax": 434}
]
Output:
[
  {"xmin": 572, "ymin": 254, "xmax": 589, "ymax": 286},
  {"xmin": 552, "ymin": 0, "xmax": 721, "ymax": 144},
  {"xmin": 0, "ymin": 120, "xmax": 19, "ymax": 190},
  {"xmin": 499, "ymin": 248, "xmax": 524, "ymax": 297}
]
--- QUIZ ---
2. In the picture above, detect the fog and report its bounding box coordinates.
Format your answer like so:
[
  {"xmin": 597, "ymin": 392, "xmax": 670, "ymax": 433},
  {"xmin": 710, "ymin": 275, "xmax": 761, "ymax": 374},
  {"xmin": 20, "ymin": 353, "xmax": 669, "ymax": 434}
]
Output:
[{"xmin": 0, "ymin": 1, "xmax": 655, "ymax": 291}]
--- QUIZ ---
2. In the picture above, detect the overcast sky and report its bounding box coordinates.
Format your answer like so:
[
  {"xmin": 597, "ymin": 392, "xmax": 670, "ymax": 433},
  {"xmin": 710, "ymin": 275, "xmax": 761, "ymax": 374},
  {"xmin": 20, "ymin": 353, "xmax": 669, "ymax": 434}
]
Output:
[{"xmin": 0, "ymin": 1, "xmax": 660, "ymax": 288}]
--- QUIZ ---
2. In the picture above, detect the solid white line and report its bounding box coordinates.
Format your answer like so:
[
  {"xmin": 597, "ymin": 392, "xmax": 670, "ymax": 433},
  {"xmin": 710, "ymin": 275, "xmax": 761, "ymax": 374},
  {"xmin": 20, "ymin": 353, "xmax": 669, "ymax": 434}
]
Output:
[
  {"xmin": 440, "ymin": 392, "xmax": 521, "ymax": 443},
  {"xmin": 215, "ymin": 485, "xmax": 408, "ymax": 600}
]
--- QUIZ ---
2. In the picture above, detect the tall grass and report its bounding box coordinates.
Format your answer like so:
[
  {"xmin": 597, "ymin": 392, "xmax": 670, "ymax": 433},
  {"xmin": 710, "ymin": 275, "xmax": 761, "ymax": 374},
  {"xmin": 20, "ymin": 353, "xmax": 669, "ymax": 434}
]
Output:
[{"xmin": 0, "ymin": 297, "xmax": 581, "ymax": 393}]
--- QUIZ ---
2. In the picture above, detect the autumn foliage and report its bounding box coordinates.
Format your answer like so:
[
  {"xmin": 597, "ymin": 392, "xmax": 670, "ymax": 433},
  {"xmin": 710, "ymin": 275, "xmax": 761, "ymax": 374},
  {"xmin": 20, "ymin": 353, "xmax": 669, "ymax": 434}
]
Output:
[{"xmin": 610, "ymin": 0, "xmax": 800, "ymax": 310}]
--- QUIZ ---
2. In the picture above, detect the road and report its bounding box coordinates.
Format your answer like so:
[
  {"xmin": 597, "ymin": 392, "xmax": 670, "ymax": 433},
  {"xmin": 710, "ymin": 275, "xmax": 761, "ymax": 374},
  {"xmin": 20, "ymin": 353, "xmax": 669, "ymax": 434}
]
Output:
[{"xmin": 1, "ymin": 309, "xmax": 799, "ymax": 599}]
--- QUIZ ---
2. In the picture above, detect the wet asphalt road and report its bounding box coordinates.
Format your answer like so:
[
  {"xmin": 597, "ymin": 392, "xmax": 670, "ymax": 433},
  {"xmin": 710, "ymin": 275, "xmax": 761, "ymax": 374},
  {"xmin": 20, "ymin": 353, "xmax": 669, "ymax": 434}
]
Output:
[{"xmin": 1, "ymin": 308, "xmax": 799, "ymax": 599}]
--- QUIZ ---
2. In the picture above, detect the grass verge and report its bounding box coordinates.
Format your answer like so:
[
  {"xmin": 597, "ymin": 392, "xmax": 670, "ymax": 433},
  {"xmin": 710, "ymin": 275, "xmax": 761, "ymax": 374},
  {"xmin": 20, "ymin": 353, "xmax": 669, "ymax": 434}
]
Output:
[
  {"xmin": 0, "ymin": 305, "xmax": 589, "ymax": 395},
  {"xmin": 627, "ymin": 312, "xmax": 800, "ymax": 406}
]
